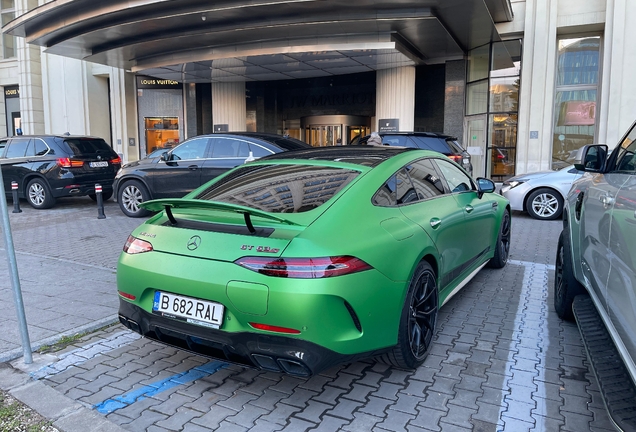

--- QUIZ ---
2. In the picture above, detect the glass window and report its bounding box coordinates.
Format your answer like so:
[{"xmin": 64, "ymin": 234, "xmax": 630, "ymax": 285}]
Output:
[
  {"xmin": 0, "ymin": 139, "xmax": 7, "ymax": 156},
  {"xmin": 379, "ymin": 135, "xmax": 412, "ymax": 147},
  {"xmin": 373, "ymin": 174, "xmax": 397, "ymax": 207},
  {"xmin": 5, "ymin": 138, "xmax": 29, "ymax": 158},
  {"xmin": 171, "ymin": 137, "xmax": 209, "ymax": 160},
  {"xmin": 211, "ymin": 138, "xmax": 242, "ymax": 158},
  {"xmin": 612, "ymin": 126, "xmax": 636, "ymax": 173},
  {"xmin": 1, "ymin": 7, "xmax": 15, "ymax": 59},
  {"xmin": 489, "ymin": 76, "xmax": 519, "ymax": 112},
  {"xmin": 144, "ymin": 116, "xmax": 179, "ymax": 156},
  {"xmin": 34, "ymin": 139, "xmax": 49, "ymax": 156},
  {"xmin": 406, "ymin": 159, "xmax": 445, "ymax": 200},
  {"xmin": 410, "ymin": 136, "xmax": 451, "ymax": 154},
  {"xmin": 249, "ymin": 143, "xmax": 273, "ymax": 158},
  {"xmin": 61, "ymin": 138, "xmax": 113, "ymax": 155},
  {"xmin": 552, "ymin": 36, "xmax": 600, "ymax": 169},
  {"xmin": 468, "ymin": 45, "xmax": 490, "ymax": 82},
  {"xmin": 196, "ymin": 165, "xmax": 359, "ymax": 213},
  {"xmin": 396, "ymin": 168, "xmax": 419, "ymax": 205},
  {"xmin": 434, "ymin": 159, "xmax": 474, "ymax": 193},
  {"xmin": 466, "ymin": 81, "xmax": 488, "ymax": 115}
]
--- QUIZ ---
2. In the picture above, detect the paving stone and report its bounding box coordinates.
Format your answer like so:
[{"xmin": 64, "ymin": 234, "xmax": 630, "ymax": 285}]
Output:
[
  {"xmin": 247, "ymin": 420, "xmax": 284, "ymax": 432},
  {"xmin": 409, "ymin": 367, "xmax": 437, "ymax": 383},
  {"xmin": 560, "ymin": 393, "xmax": 592, "ymax": 415},
  {"xmin": 259, "ymin": 403, "xmax": 302, "ymax": 426},
  {"xmin": 279, "ymin": 418, "xmax": 316, "ymax": 431},
  {"xmin": 154, "ymin": 407, "xmax": 202, "ymax": 431},
  {"xmin": 341, "ymin": 412, "xmax": 383, "ymax": 432},
  {"xmin": 372, "ymin": 381, "xmax": 402, "ymax": 401},
  {"xmin": 297, "ymin": 375, "xmax": 332, "ymax": 393},
  {"xmin": 248, "ymin": 389, "xmax": 288, "ymax": 411},
  {"xmin": 217, "ymin": 391, "xmax": 259, "ymax": 412},
  {"xmin": 357, "ymin": 371, "xmax": 384, "ymax": 388},
  {"xmin": 191, "ymin": 405, "xmax": 237, "ymax": 429},
  {"xmin": 472, "ymin": 401, "xmax": 504, "ymax": 426},
  {"xmin": 410, "ymin": 405, "xmax": 445, "ymax": 431},
  {"xmin": 149, "ymin": 393, "xmax": 195, "ymax": 416},
  {"xmin": 530, "ymin": 415, "xmax": 565, "ymax": 432},
  {"xmin": 325, "ymin": 398, "xmax": 363, "ymax": 420},
  {"xmin": 226, "ymin": 404, "xmax": 270, "ymax": 428},
  {"xmin": 342, "ymin": 383, "xmax": 375, "ymax": 402},
  {"xmin": 307, "ymin": 415, "xmax": 349, "ymax": 432},
  {"xmin": 183, "ymin": 391, "xmax": 230, "ymax": 413},
  {"xmin": 122, "ymin": 410, "xmax": 168, "ymax": 431},
  {"xmin": 330, "ymin": 372, "xmax": 357, "ymax": 390},
  {"xmin": 281, "ymin": 388, "xmax": 318, "ymax": 408},
  {"xmin": 447, "ymin": 388, "xmax": 480, "ymax": 411},
  {"xmin": 500, "ymin": 416, "xmax": 534, "ymax": 431},
  {"xmin": 427, "ymin": 376, "xmax": 458, "ymax": 396},
  {"xmin": 375, "ymin": 409, "xmax": 416, "ymax": 432},
  {"xmin": 215, "ymin": 421, "xmax": 248, "ymax": 432},
  {"xmin": 268, "ymin": 376, "xmax": 305, "ymax": 395},
  {"xmin": 501, "ymin": 400, "xmax": 534, "ymax": 423},
  {"xmin": 389, "ymin": 393, "xmax": 422, "ymax": 415},
  {"xmin": 314, "ymin": 385, "xmax": 347, "ymax": 404},
  {"xmin": 357, "ymin": 395, "xmax": 393, "ymax": 417},
  {"xmin": 440, "ymin": 403, "xmax": 477, "ymax": 429}
]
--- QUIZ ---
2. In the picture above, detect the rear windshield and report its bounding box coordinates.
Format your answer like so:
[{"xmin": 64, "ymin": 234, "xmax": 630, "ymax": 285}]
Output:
[
  {"xmin": 410, "ymin": 136, "xmax": 452, "ymax": 154},
  {"xmin": 60, "ymin": 138, "xmax": 115, "ymax": 156},
  {"xmin": 194, "ymin": 164, "xmax": 359, "ymax": 213}
]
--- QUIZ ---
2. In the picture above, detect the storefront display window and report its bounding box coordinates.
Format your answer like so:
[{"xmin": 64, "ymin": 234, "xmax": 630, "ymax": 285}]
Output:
[
  {"xmin": 145, "ymin": 117, "xmax": 179, "ymax": 155},
  {"xmin": 551, "ymin": 36, "xmax": 600, "ymax": 169}
]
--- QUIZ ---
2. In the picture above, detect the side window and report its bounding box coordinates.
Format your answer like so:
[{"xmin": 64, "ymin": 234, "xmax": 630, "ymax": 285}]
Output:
[
  {"xmin": 5, "ymin": 138, "xmax": 31, "ymax": 158},
  {"xmin": 396, "ymin": 168, "xmax": 419, "ymax": 204},
  {"xmin": 372, "ymin": 174, "xmax": 397, "ymax": 206},
  {"xmin": 0, "ymin": 139, "xmax": 7, "ymax": 157},
  {"xmin": 381, "ymin": 135, "xmax": 413, "ymax": 147},
  {"xmin": 170, "ymin": 138, "xmax": 209, "ymax": 160},
  {"xmin": 612, "ymin": 133, "xmax": 636, "ymax": 173},
  {"xmin": 434, "ymin": 158, "xmax": 475, "ymax": 193},
  {"xmin": 211, "ymin": 138, "xmax": 242, "ymax": 158},
  {"xmin": 249, "ymin": 143, "xmax": 273, "ymax": 158},
  {"xmin": 34, "ymin": 139, "xmax": 49, "ymax": 156},
  {"xmin": 407, "ymin": 159, "xmax": 446, "ymax": 199}
]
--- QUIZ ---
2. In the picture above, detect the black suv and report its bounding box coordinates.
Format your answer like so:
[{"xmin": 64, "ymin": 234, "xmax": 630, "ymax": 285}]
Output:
[
  {"xmin": 113, "ymin": 132, "xmax": 310, "ymax": 217},
  {"xmin": 0, "ymin": 135, "xmax": 121, "ymax": 209},
  {"xmin": 351, "ymin": 132, "xmax": 473, "ymax": 174}
]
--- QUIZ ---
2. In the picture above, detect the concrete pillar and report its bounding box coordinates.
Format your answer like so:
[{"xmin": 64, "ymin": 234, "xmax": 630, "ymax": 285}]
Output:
[
  {"xmin": 375, "ymin": 66, "xmax": 415, "ymax": 131},
  {"xmin": 16, "ymin": 0, "xmax": 44, "ymax": 135},
  {"xmin": 185, "ymin": 82, "xmax": 197, "ymax": 139},
  {"xmin": 212, "ymin": 82, "xmax": 246, "ymax": 132}
]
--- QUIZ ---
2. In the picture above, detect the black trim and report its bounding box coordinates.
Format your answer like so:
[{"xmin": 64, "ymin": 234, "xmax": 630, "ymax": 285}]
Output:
[
  {"xmin": 161, "ymin": 219, "xmax": 274, "ymax": 237},
  {"xmin": 119, "ymin": 299, "xmax": 389, "ymax": 376},
  {"xmin": 441, "ymin": 247, "xmax": 490, "ymax": 288}
]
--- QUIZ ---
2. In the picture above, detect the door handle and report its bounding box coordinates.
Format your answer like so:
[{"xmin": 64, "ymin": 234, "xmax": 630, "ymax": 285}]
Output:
[
  {"xmin": 430, "ymin": 218, "xmax": 441, "ymax": 228},
  {"xmin": 600, "ymin": 194, "xmax": 615, "ymax": 208},
  {"xmin": 188, "ymin": 165, "xmax": 199, "ymax": 170},
  {"xmin": 465, "ymin": 205, "xmax": 474, "ymax": 213}
]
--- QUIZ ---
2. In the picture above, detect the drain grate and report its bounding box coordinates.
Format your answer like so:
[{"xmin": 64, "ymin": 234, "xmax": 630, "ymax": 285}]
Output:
[{"xmin": 573, "ymin": 295, "xmax": 636, "ymax": 431}]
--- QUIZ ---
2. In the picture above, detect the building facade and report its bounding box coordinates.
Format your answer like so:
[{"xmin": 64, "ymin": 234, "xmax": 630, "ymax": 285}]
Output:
[{"xmin": 1, "ymin": 0, "xmax": 634, "ymax": 181}]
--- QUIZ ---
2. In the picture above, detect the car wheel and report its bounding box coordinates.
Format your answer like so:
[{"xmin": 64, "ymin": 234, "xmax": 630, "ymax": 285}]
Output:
[
  {"xmin": 382, "ymin": 261, "xmax": 438, "ymax": 370},
  {"xmin": 488, "ymin": 209, "xmax": 511, "ymax": 269},
  {"xmin": 26, "ymin": 178, "xmax": 56, "ymax": 209},
  {"xmin": 554, "ymin": 230, "xmax": 585, "ymax": 321},
  {"xmin": 89, "ymin": 191, "xmax": 113, "ymax": 201},
  {"xmin": 526, "ymin": 188, "xmax": 563, "ymax": 220},
  {"xmin": 118, "ymin": 180, "xmax": 151, "ymax": 218}
]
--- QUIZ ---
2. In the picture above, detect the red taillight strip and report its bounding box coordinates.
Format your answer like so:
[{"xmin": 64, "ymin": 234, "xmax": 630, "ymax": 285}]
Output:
[
  {"xmin": 111, "ymin": 157, "xmax": 122, "ymax": 165},
  {"xmin": 234, "ymin": 256, "xmax": 372, "ymax": 278},
  {"xmin": 56, "ymin": 157, "xmax": 84, "ymax": 168},
  {"xmin": 118, "ymin": 291, "xmax": 136, "ymax": 300},
  {"xmin": 249, "ymin": 323, "xmax": 301, "ymax": 334}
]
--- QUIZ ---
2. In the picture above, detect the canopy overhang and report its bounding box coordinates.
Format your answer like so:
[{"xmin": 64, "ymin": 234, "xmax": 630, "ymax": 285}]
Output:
[{"xmin": 4, "ymin": 0, "xmax": 513, "ymax": 82}]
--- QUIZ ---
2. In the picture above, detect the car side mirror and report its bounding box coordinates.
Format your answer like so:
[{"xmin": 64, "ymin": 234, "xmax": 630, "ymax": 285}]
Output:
[
  {"xmin": 573, "ymin": 144, "xmax": 608, "ymax": 172},
  {"xmin": 476, "ymin": 178, "xmax": 496, "ymax": 199},
  {"xmin": 160, "ymin": 152, "xmax": 170, "ymax": 162}
]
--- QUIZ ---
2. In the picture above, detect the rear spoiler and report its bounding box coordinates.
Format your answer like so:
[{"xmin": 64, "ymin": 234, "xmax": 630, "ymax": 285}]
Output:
[{"xmin": 140, "ymin": 198, "xmax": 300, "ymax": 233}]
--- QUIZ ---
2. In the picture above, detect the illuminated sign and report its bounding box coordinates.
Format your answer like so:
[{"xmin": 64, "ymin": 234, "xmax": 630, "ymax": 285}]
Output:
[
  {"xmin": 136, "ymin": 76, "xmax": 181, "ymax": 89},
  {"xmin": 4, "ymin": 86, "xmax": 19, "ymax": 98}
]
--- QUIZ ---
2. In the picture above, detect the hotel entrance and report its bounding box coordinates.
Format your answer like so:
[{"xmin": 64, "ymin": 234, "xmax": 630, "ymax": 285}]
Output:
[{"xmin": 300, "ymin": 115, "xmax": 370, "ymax": 146}]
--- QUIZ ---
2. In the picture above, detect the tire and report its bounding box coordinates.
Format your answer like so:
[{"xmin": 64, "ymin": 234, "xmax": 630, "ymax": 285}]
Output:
[
  {"xmin": 526, "ymin": 188, "xmax": 563, "ymax": 220},
  {"xmin": 488, "ymin": 209, "xmax": 511, "ymax": 269},
  {"xmin": 117, "ymin": 180, "xmax": 151, "ymax": 218},
  {"xmin": 381, "ymin": 261, "xmax": 438, "ymax": 370},
  {"xmin": 26, "ymin": 178, "xmax": 56, "ymax": 209},
  {"xmin": 89, "ymin": 191, "xmax": 113, "ymax": 201},
  {"xmin": 554, "ymin": 230, "xmax": 585, "ymax": 321}
]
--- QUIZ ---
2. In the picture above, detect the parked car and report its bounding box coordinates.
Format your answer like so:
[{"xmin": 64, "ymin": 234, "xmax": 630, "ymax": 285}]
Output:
[
  {"xmin": 117, "ymin": 146, "xmax": 510, "ymax": 376},
  {"xmin": 350, "ymin": 132, "xmax": 473, "ymax": 174},
  {"xmin": 500, "ymin": 165, "xmax": 584, "ymax": 220},
  {"xmin": 554, "ymin": 121, "xmax": 636, "ymax": 431},
  {"xmin": 0, "ymin": 135, "xmax": 121, "ymax": 209},
  {"xmin": 113, "ymin": 132, "xmax": 310, "ymax": 217}
]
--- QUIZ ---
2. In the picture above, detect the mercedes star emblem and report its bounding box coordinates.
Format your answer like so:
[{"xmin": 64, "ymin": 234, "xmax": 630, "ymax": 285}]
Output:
[{"xmin": 187, "ymin": 235, "xmax": 202, "ymax": 250}]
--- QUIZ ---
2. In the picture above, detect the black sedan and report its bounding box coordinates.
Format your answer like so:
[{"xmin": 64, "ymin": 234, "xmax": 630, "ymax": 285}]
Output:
[{"xmin": 113, "ymin": 132, "xmax": 310, "ymax": 217}]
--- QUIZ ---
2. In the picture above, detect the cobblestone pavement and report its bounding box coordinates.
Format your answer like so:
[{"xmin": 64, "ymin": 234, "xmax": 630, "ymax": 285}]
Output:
[{"xmin": 0, "ymin": 197, "xmax": 618, "ymax": 431}]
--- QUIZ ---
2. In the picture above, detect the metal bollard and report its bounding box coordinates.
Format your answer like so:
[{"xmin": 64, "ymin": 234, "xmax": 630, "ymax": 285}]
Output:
[
  {"xmin": 95, "ymin": 183, "xmax": 106, "ymax": 219},
  {"xmin": 11, "ymin": 181, "xmax": 21, "ymax": 213}
]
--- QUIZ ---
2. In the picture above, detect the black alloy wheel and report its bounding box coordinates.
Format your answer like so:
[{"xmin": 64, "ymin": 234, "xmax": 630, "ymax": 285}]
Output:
[
  {"xmin": 488, "ymin": 210, "xmax": 511, "ymax": 268},
  {"xmin": 382, "ymin": 261, "xmax": 438, "ymax": 369}
]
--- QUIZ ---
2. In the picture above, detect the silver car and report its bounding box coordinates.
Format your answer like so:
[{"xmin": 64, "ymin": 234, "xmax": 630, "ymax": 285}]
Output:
[
  {"xmin": 500, "ymin": 165, "xmax": 583, "ymax": 220},
  {"xmin": 554, "ymin": 121, "xmax": 636, "ymax": 430}
]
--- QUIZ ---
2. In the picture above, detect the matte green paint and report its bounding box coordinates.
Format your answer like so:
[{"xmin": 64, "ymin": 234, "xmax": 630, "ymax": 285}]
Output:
[{"xmin": 118, "ymin": 150, "xmax": 510, "ymax": 357}]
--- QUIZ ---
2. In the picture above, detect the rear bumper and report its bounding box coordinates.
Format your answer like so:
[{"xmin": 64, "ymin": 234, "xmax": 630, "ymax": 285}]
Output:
[
  {"xmin": 118, "ymin": 299, "xmax": 387, "ymax": 376},
  {"xmin": 50, "ymin": 181, "xmax": 113, "ymax": 198}
]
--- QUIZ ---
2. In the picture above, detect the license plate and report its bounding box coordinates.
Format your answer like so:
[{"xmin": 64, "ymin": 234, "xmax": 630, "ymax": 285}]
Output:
[
  {"xmin": 152, "ymin": 291, "xmax": 224, "ymax": 328},
  {"xmin": 89, "ymin": 161, "xmax": 108, "ymax": 168}
]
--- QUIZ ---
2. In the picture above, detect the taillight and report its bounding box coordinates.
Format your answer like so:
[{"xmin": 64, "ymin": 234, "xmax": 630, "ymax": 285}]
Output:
[
  {"xmin": 448, "ymin": 155, "xmax": 462, "ymax": 162},
  {"xmin": 123, "ymin": 235, "xmax": 153, "ymax": 254},
  {"xmin": 56, "ymin": 157, "xmax": 84, "ymax": 168},
  {"xmin": 234, "ymin": 256, "xmax": 372, "ymax": 278},
  {"xmin": 111, "ymin": 156, "xmax": 121, "ymax": 165},
  {"xmin": 118, "ymin": 291, "xmax": 136, "ymax": 300}
]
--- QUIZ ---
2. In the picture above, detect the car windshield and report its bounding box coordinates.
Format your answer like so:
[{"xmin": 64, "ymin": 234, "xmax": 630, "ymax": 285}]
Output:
[
  {"xmin": 193, "ymin": 164, "xmax": 360, "ymax": 213},
  {"xmin": 61, "ymin": 138, "xmax": 114, "ymax": 156}
]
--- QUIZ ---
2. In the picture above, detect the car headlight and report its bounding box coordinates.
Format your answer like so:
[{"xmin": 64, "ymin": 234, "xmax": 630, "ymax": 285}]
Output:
[{"xmin": 504, "ymin": 180, "xmax": 525, "ymax": 189}]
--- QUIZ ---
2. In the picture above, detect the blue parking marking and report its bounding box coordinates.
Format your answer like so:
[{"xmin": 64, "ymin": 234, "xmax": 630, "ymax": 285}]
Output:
[{"xmin": 94, "ymin": 360, "xmax": 227, "ymax": 414}]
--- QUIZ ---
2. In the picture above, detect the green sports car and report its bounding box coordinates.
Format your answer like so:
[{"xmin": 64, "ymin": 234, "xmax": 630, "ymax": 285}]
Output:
[{"xmin": 117, "ymin": 146, "xmax": 510, "ymax": 376}]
